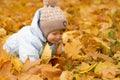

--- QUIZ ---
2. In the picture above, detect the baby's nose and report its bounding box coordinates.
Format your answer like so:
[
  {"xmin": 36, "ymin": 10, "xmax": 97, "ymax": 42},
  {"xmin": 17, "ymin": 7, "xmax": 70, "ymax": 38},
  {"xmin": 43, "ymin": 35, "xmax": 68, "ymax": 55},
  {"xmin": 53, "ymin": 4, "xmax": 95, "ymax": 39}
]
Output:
[{"xmin": 56, "ymin": 34, "xmax": 62, "ymax": 40}]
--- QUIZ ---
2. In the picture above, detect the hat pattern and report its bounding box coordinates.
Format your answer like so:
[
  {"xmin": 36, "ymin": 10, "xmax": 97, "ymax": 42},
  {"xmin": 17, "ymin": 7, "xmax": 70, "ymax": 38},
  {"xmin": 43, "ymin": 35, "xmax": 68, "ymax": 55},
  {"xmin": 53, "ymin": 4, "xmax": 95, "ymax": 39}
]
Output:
[{"xmin": 40, "ymin": 0, "xmax": 68, "ymax": 37}]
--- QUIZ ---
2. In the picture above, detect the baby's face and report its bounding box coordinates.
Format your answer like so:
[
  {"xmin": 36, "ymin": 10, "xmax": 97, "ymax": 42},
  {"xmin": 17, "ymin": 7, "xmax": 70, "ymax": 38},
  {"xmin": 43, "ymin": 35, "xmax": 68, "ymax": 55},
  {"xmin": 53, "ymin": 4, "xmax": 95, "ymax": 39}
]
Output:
[{"xmin": 47, "ymin": 29, "xmax": 64, "ymax": 43}]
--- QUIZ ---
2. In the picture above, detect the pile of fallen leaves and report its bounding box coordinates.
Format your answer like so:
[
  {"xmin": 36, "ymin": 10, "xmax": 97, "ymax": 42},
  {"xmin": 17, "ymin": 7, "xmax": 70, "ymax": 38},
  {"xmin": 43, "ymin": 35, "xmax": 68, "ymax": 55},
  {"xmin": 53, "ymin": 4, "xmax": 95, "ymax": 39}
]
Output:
[{"xmin": 0, "ymin": 0, "xmax": 120, "ymax": 80}]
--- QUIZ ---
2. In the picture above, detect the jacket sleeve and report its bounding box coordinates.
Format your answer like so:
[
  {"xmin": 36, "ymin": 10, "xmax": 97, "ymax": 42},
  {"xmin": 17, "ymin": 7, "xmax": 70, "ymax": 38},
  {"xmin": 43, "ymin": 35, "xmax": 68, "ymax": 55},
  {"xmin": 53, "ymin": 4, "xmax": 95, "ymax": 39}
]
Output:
[
  {"xmin": 3, "ymin": 34, "xmax": 19, "ymax": 56},
  {"xmin": 18, "ymin": 38, "xmax": 40, "ymax": 63}
]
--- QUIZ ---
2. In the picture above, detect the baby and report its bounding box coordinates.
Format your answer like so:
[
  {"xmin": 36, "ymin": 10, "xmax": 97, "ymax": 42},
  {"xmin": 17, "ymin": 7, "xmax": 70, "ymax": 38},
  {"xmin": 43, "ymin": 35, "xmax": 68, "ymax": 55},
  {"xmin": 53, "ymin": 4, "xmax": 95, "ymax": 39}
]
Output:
[{"xmin": 3, "ymin": 0, "xmax": 68, "ymax": 63}]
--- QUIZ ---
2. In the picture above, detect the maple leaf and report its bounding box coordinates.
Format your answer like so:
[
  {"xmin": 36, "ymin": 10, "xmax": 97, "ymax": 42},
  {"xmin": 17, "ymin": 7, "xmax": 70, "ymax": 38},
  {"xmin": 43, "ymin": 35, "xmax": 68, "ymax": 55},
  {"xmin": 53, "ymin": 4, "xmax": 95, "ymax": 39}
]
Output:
[
  {"xmin": 0, "ymin": 40, "xmax": 10, "ymax": 68},
  {"xmin": 113, "ymin": 51, "xmax": 120, "ymax": 61},
  {"xmin": 1, "ymin": 0, "xmax": 120, "ymax": 80},
  {"xmin": 76, "ymin": 62, "xmax": 97, "ymax": 73},
  {"xmin": 80, "ymin": 74, "xmax": 95, "ymax": 80},
  {"xmin": 21, "ymin": 58, "xmax": 41, "ymax": 72},
  {"xmin": 116, "ymin": 32, "xmax": 120, "ymax": 42},
  {"xmin": 113, "ymin": 78, "xmax": 120, "ymax": 80},
  {"xmin": 59, "ymin": 71, "xmax": 74, "ymax": 80},
  {"xmin": 41, "ymin": 65, "xmax": 62, "ymax": 79},
  {"xmin": 63, "ymin": 30, "xmax": 83, "ymax": 58},
  {"xmin": 62, "ymin": 30, "xmax": 80, "ymax": 44},
  {"xmin": 21, "ymin": 59, "xmax": 62, "ymax": 79},
  {"xmin": 97, "ymin": 53, "xmax": 114, "ymax": 62},
  {"xmin": 0, "ymin": 28, "xmax": 6, "ymax": 37},
  {"xmin": 41, "ymin": 43, "xmax": 52, "ymax": 64},
  {"xmin": 11, "ymin": 55, "xmax": 23, "ymax": 74},
  {"xmin": 18, "ymin": 73, "xmax": 43, "ymax": 80},
  {"xmin": 93, "ymin": 37, "xmax": 110, "ymax": 50},
  {"xmin": 0, "ymin": 61, "xmax": 17, "ymax": 80},
  {"xmin": 94, "ymin": 61, "xmax": 120, "ymax": 78},
  {"xmin": 56, "ymin": 42, "xmax": 63, "ymax": 55}
]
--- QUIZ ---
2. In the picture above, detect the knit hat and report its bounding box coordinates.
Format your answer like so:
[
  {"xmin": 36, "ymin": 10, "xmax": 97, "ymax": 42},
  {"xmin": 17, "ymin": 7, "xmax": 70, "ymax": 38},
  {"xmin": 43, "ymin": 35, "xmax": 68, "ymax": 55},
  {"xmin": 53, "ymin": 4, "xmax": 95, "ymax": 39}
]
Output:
[
  {"xmin": 40, "ymin": 0, "xmax": 68, "ymax": 37},
  {"xmin": 43, "ymin": 0, "xmax": 58, "ymax": 7}
]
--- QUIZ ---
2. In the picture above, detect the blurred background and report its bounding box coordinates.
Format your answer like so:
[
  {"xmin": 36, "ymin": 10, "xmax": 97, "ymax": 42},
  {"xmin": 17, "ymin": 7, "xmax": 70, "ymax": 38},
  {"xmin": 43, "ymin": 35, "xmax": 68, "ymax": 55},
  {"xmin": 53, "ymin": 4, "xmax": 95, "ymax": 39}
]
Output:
[{"xmin": 0, "ymin": 0, "xmax": 120, "ymax": 35}]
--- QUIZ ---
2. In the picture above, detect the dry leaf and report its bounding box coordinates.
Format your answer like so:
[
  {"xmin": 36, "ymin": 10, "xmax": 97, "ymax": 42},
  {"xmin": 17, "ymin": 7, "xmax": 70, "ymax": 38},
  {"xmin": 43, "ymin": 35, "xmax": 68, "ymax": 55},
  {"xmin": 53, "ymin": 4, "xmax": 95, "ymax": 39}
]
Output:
[
  {"xmin": 0, "ymin": 40, "xmax": 10, "ymax": 68},
  {"xmin": 0, "ymin": 0, "xmax": 120, "ymax": 79},
  {"xmin": 18, "ymin": 73, "xmax": 43, "ymax": 80},
  {"xmin": 94, "ymin": 61, "xmax": 120, "ymax": 78},
  {"xmin": 22, "ymin": 58, "xmax": 41, "ymax": 72},
  {"xmin": 0, "ymin": 61, "xmax": 17, "ymax": 80},
  {"xmin": 11, "ymin": 55, "xmax": 23, "ymax": 73},
  {"xmin": 40, "ymin": 64, "xmax": 62, "ymax": 79},
  {"xmin": 64, "ymin": 37, "xmax": 82, "ymax": 58},
  {"xmin": 60, "ymin": 71, "xmax": 74, "ymax": 80},
  {"xmin": 41, "ymin": 43, "xmax": 52, "ymax": 64},
  {"xmin": 77, "ymin": 62, "xmax": 97, "ymax": 74},
  {"xmin": 0, "ymin": 28, "xmax": 6, "ymax": 37}
]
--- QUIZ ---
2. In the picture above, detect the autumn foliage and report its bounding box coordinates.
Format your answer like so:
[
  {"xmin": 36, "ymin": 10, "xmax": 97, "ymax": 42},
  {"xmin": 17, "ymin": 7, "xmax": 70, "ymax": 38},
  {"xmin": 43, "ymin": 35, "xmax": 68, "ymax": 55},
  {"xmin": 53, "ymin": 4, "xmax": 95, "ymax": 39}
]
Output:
[{"xmin": 0, "ymin": 0, "xmax": 120, "ymax": 80}]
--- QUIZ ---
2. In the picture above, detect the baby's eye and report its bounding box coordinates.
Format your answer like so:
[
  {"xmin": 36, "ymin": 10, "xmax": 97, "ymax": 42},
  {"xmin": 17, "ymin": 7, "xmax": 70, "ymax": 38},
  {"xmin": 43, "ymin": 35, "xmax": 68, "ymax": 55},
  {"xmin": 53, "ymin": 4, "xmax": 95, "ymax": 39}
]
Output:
[
  {"xmin": 60, "ymin": 32, "xmax": 63, "ymax": 35},
  {"xmin": 53, "ymin": 32, "xmax": 57, "ymax": 35}
]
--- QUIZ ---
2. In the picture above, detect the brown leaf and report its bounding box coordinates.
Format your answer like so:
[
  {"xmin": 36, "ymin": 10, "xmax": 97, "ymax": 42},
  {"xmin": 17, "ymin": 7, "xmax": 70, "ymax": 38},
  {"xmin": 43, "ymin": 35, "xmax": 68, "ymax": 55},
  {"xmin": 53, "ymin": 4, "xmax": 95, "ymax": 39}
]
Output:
[
  {"xmin": 0, "ymin": 61, "xmax": 11, "ymax": 75},
  {"xmin": 18, "ymin": 73, "xmax": 43, "ymax": 80},
  {"xmin": 0, "ymin": 40, "xmax": 10, "ymax": 68},
  {"xmin": 60, "ymin": 71, "xmax": 74, "ymax": 80},
  {"xmin": 22, "ymin": 58, "xmax": 41, "ymax": 72},
  {"xmin": 0, "ymin": 61, "xmax": 17, "ymax": 80},
  {"xmin": 64, "ymin": 38, "xmax": 82, "ymax": 58},
  {"xmin": 11, "ymin": 55, "xmax": 23, "ymax": 74},
  {"xmin": 97, "ymin": 53, "xmax": 114, "ymax": 63},
  {"xmin": 94, "ymin": 61, "xmax": 120, "ymax": 78},
  {"xmin": 40, "ymin": 64, "xmax": 62, "ymax": 79},
  {"xmin": 27, "ymin": 65, "xmax": 42, "ymax": 75}
]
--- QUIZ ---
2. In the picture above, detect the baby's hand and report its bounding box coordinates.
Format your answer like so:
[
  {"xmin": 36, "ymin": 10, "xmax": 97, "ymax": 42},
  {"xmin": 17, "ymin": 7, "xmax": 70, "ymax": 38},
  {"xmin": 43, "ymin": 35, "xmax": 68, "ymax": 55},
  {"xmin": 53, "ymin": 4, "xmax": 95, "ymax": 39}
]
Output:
[{"xmin": 56, "ymin": 42, "xmax": 63, "ymax": 55}]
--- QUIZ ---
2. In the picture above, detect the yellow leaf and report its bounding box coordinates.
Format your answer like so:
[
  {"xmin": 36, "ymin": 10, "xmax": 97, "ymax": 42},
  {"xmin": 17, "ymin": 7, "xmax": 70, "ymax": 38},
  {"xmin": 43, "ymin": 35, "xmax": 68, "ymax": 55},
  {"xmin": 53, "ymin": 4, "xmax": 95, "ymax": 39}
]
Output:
[
  {"xmin": 93, "ymin": 37, "xmax": 110, "ymax": 49},
  {"xmin": 113, "ymin": 78, "xmax": 120, "ymax": 80},
  {"xmin": 79, "ymin": 62, "xmax": 97, "ymax": 73},
  {"xmin": 94, "ymin": 61, "xmax": 120, "ymax": 77},
  {"xmin": 11, "ymin": 55, "xmax": 23, "ymax": 73},
  {"xmin": 41, "ymin": 43, "xmax": 52, "ymax": 64},
  {"xmin": 62, "ymin": 30, "xmax": 80, "ymax": 44},
  {"xmin": 64, "ymin": 37, "xmax": 82, "ymax": 58},
  {"xmin": 60, "ymin": 71, "xmax": 74, "ymax": 80},
  {"xmin": 75, "ymin": 74, "xmax": 81, "ymax": 80},
  {"xmin": 72, "ymin": 54, "xmax": 85, "ymax": 61},
  {"xmin": 29, "ymin": 75, "xmax": 43, "ymax": 80},
  {"xmin": 22, "ymin": 58, "xmax": 41, "ymax": 72},
  {"xmin": 90, "ymin": 26, "xmax": 99, "ymax": 35},
  {"xmin": 76, "ymin": 62, "xmax": 90, "ymax": 71},
  {"xmin": 84, "ymin": 21, "xmax": 92, "ymax": 26},
  {"xmin": 40, "ymin": 64, "xmax": 62, "ymax": 79},
  {"xmin": 0, "ymin": 28, "xmax": 6, "ymax": 37},
  {"xmin": 53, "ymin": 63, "xmax": 60, "ymax": 68},
  {"xmin": 18, "ymin": 74, "xmax": 43, "ymax": 80},
  {"xmin": 0, "ymin": 40, "xmax": 10, "ymax": 68},
  {"xmin": 0, "ymin": 61, "xmax": 16, "ymax": 80}
]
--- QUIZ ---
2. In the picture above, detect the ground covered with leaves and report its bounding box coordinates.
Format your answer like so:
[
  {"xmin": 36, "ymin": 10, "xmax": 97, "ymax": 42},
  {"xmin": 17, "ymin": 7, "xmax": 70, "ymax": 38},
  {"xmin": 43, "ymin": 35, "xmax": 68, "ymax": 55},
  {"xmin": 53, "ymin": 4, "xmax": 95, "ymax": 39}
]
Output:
[{"xmin": 0, "ymin": 0, "xmax": 120, "ymax": 80}]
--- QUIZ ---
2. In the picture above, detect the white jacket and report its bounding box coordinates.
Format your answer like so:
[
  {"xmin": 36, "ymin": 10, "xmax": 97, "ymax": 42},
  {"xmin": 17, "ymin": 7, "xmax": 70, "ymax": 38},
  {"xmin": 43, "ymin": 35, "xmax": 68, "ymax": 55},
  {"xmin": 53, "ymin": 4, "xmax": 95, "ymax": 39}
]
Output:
[{"xmin": 3, "ymin": 8, "xmax": 57, "ymax": 63}]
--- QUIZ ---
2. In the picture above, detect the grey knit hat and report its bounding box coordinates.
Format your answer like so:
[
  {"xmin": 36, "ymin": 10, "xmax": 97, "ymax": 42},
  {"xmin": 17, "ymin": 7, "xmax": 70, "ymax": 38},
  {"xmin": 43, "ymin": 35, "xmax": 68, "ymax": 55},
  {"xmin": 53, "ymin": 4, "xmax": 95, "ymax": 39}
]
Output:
[{"xmin": 40, "ymin": 0, "xmax": 68, "ymax": 37}]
